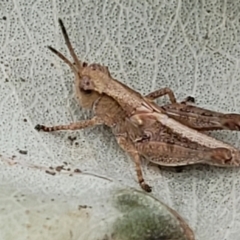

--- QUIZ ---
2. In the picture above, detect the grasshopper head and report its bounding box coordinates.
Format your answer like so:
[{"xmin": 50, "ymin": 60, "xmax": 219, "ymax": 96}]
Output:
[
  {"xmin": 48, "ymin": 19, "xmax": 102, "ymax": 109},
  {"xmin": 79, "ymin": 63, "xmax": 111, "ymax": 94}
]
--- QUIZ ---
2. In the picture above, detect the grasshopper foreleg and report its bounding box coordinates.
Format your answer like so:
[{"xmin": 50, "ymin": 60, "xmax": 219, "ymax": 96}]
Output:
[{"xmin": 35, "ymin": 117, "xmax": 103, "ymax": 132}]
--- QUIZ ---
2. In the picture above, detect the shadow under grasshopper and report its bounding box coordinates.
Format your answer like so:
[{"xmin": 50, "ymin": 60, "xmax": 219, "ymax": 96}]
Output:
[{"xmin": 36, "ymin": 19, "xmax": 240, "ymax": 192}]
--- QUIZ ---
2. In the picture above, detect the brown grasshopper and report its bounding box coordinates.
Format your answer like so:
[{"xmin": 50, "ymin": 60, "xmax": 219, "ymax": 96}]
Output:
[{"xmin": 35, "ymin": 19, "xmax": 240, "ymax": 192}]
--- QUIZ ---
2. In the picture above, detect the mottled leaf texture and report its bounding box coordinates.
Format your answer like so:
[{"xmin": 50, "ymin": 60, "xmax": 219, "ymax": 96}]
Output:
[{"xmin": 1, "ymin": 1, "xmax": 240, "ymax": 240}]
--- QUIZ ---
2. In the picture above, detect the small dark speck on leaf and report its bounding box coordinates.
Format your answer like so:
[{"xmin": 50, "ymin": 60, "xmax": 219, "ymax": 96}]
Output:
[
  {"xmin": 74, "ymin": 168, "xmax": 81, "ymax": 173},
  {"xmin": 203, "ymin": 33, "xmax": 209, "ymax": 40},
  {"xmin": 2, "ymin": 16, "xmax": 6, "ymax": 20},
  {"xmin": 23, "ymin": 118, "xmax": 27, "ymax": 122},
  {"xmin": 78, "ymin": 205, "xmax": 92, "ymax": 210},
  {"xmin": 5, "ymin": 78, "xmax": 8, "ymax": 82},
  {"xmin": 45, "ymin": 170, "xmax": 56, "ymax": 176},
  {"xmin": 55, "ymin": 165, "xmax": 64, "ymax": 172},
  {"xmin": 68, "ymin": 136, "xmax": 77, "ymax": 145},
  {"xmin": 20, "ymin": 77, "xmax": 26, "ymax": 82},
  {"xmin": 50, "ymin": 63, "xmax": 54, "ymax": 67},
  {"xmin": 68, "ymin": 136, "xmax": 77, "ymax": 141},
  {"xmin": 19, "ymin": 150, "xmax": 28, "ymax": 155}
]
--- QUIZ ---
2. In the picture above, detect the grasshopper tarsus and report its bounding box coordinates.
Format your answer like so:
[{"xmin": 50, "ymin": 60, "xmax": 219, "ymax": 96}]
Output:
[
  {"xmin": 140, "ymin": 181, "xmax": 152, "ymax": 192},
  {"xmin": 35, "ymin": 124, "xmax": 45, "ymax": 131},
  {"xmin": 186, "ymin": 96, "xmax": 195, "ymax": 103},
  {"xmin": 181, "ymin": 96, "xmax": 195, "ymax": 104},
  {"xmin": 35, "ymin": 124, "xmax": 60, "ymax": 132}
]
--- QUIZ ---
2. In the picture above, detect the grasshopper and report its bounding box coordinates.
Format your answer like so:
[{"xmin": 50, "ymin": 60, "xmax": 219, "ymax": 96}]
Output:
[{"xmin": 35, "ymin": 19, "xmax": 240, "ymax": 192}]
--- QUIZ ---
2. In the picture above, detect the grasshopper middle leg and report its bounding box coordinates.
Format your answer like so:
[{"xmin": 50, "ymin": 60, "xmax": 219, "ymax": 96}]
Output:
[
  {"xmin": 116, "ymin": 136, "xmax": 152, "ymax": 192},
  {"xmin": 146, "ymin": 88, "xmax": 195, "ymax": 105},
  {"xmin": 145, "ymin": 87, "xmax": 177, "ymax": 103}
]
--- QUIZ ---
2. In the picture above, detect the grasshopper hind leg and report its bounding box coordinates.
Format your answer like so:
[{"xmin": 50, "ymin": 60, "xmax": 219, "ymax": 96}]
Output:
[{"xmin": 135, "ymin": 141, "xmax": 232, "ymax": 167}]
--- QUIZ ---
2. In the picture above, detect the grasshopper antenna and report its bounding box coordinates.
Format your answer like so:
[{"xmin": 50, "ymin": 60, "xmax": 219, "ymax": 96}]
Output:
[
  {"xmin": 48, "ymin": 46, "xmax": 77, "ymax": 75},
  {"xmin": 58, "ymin": 18, "xmax": 82, "ymax": 70}
]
